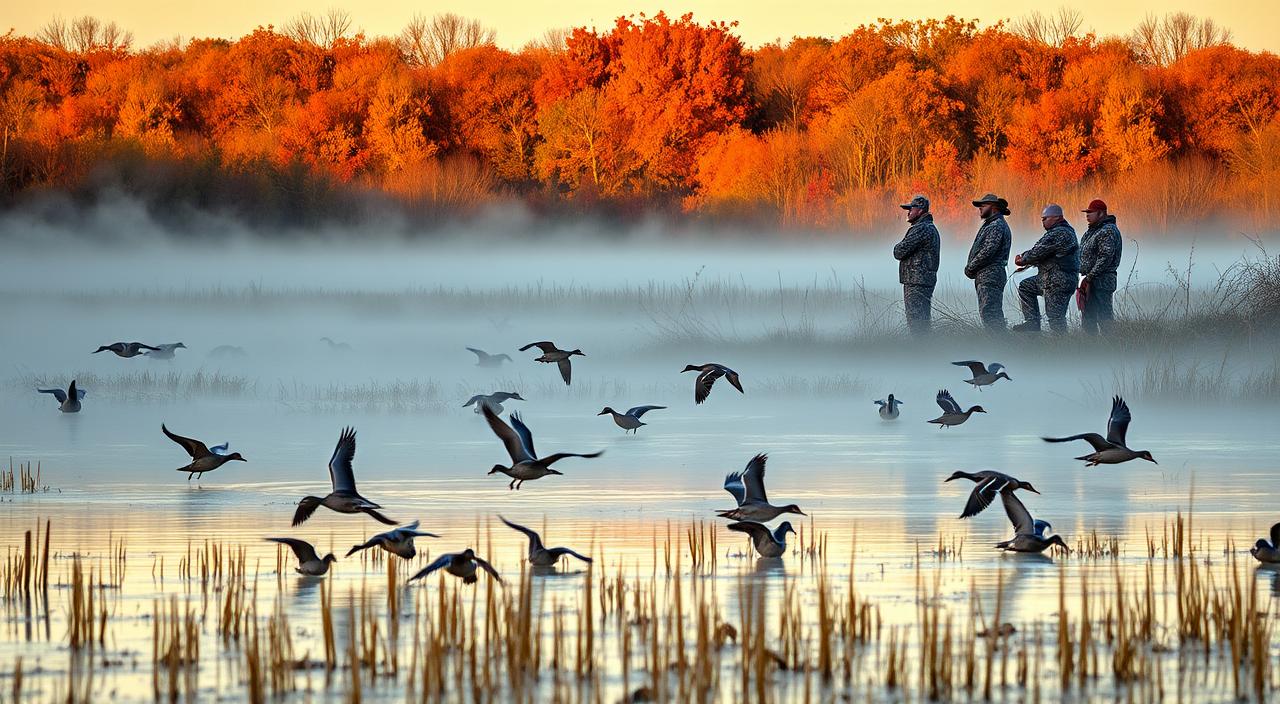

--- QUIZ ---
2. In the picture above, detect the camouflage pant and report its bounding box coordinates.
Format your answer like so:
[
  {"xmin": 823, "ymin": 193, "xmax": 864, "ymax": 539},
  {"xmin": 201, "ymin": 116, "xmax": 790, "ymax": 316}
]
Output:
[
  {"xmin": 903, "ymin": 284, "xmax": 934, "ymax": 334},
  {"xmin": 1018, "ymin": 274, "xmax": 1074, "ymax": 333},
  {"xmin": 1080, "ymin": 286, "xmax": 1115, "ymax": 335},
  {"xmin": 975, "ymin": 283, "xmax": 1005, "ymax": 330}
]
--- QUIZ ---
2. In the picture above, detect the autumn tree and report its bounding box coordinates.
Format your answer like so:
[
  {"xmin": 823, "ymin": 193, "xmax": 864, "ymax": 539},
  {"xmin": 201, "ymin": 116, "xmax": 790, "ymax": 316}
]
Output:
[
  {"xmin": 38, "ymin": 16, "xmax": 133, "ymax": 54},
  {"xmin": 283, "ymin": 9, "xmax": 353, "ymax": 49},
  {"xmin": 1129, "ymin": 12, "xmax": 1232, "ymax": 66},
  {"xmin": 1009, "ymin": 8, "xmax": 1084, "ymax": 47}
]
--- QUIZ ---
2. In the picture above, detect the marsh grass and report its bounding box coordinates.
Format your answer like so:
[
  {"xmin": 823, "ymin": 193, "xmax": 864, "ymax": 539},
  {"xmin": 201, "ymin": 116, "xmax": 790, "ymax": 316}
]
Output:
[{"xmin": 19, "ymin": 369, "xmax": 256, "ymax": 401}]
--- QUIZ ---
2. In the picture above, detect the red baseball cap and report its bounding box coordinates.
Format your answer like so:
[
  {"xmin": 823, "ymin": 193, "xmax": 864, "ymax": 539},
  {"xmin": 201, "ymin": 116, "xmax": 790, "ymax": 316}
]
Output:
[{"xmin": 1082, "ymin": 199, "xmax": 1108, "ymax": 213}]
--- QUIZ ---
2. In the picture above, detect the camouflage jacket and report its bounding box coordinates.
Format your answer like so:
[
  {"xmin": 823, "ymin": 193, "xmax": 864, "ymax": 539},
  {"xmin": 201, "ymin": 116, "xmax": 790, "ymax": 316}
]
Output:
[
  {"xmin": 892, "ymin": 213, "xmax": 940, "ymax": 286},
  {"xmin": 965, "ymin": 214, "xmax": 1012, "ymax": 287},
  {"xmin": 1019, "ymin": 221, "xmax": 1080, "ymax": 287},
  {"xmin": 1079, "ymin": 215, "xmax": 1122, "ymax": 292}
]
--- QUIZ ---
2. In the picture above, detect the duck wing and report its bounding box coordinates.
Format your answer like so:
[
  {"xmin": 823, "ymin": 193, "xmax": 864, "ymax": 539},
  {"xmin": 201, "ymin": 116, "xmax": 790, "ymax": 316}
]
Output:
[
  {"xmin": 409, "ymin": 553, "xmax": 455, "ymax": 581},
  {"xmin": 547, "ymin": 547, "xmax": 592, "ymax": 563},
  {"xmin": 723, "ymin": 369, "xmax": 744, "ymax": 394},
  {"xmin": 936, "ymin": 389, "xmax": 962, "ymax": 414},
  {"xmin": 463, "ymin": 394, "xmax": 484, "ymax": 408},
  {"xmin": 162, "ymin": 424, "xmax": 213, "ymax": 459},
  {"xmin": 484, "ymin": 405, "xmax": 532, "ymax": 463},
  {"xmin": 625, "ymin": 405, "xmax": 666, "ymax": 418},
  {"xmin": 466, "ymin": 347, "xmax": 490, "ymax": 361},
  {"xmin": 362, "ymin": 506, "xmax": 398, "ymax": 525},
  {"xmin": 556, "ymin": 358, "xmax": 573, "ymax": 385},
  {"xmin": 519, "ymin": 341, "xmax": 559, "ymax": 354},
  {"xmin": 741, "ymin": 453, "xmax": 769, "ymax": 503},
  {"xmin": 508, "ymin": 412, "xmax": 539, "ymax": 460},
  {"xmin": 209, "ymin": 443, "xmax": 230, "ymax": 455},
  {"xmin": 38, "ymin": 388, "xmax": 69, "ymax": 403},
  {"xmin": 1000, "ymin": 489, "xmax": 1036, "ymax": 535},
  {"xmin": 472, "ymin": 555, "xmax": 503, "ymax": 583},
  {"xmin": 952, "ymin": 361, "xmax": 989, "ymax": 378},
  {"xmin": 1042, "ymin": 433, "xmax": 1111, "ymax": 452},
  {"xmin": 723, "ymin": 472, "xmax": 747, "ymax": 506},
  {"xmin": 266, "ymin": 537, "xmax": 319, "ymax": 564},
  {"xmin": 69, "ymin": 380, "xmax": 85, "ymax": 401},
  {"xmin": 499, "ymin": 516, "xmax": 545, "ymax": 552},
  {"xmin": 961, "ymin": 474, "xmax": 1009, "ymax": 519},
  {"xmin": 1106, "ymin": 396, "xmax": 1131, "ymax": 446},
  {"xmin": 694, "ymin": 368, "xmax": 723, "ymax": 404},
  {"xmin": 328, "ymin": 427, "xmax": 358, "ymax": 493},
  {"xmin": 540, "ymin": 450, "xmax": 603, "ymax": 467}
]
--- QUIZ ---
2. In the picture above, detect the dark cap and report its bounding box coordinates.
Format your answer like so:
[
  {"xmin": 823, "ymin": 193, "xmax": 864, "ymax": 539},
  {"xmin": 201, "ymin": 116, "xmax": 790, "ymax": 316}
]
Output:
[
  {"xmin": 899, "ymin": 194, "xmax": 930, "ymax": 211},
  {"xmin": 971, "ymin": 193, "xmax": 1002, "ymax": 207},
  {"xmin": 1082, "ymin": 199, "xmax": 1108, "ymax": 213}
]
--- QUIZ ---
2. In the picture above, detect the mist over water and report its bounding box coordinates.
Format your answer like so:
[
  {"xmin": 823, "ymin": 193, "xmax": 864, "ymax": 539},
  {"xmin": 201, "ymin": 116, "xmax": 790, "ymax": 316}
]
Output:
[{"xmin": 3, "ymin": 206, "xmax": 1279, "ymax": 701}]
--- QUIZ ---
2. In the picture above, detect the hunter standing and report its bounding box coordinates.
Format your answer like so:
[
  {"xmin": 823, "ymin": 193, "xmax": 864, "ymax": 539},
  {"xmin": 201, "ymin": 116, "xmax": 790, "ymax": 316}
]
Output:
[
  {"xmin": 964, "ymin": 193, "xmax": 1012, "ymax": 331},
  {"xmin": 892, "ymin": 194, "xmax": 940, "ymax": 334},
  {"xmin": 1078, "ymin": 199, "xmax": 1122, "ymax": 334},
  {"xmin": 1013, "ymin": 204, "xmax": 1080, "ymax": 333}
]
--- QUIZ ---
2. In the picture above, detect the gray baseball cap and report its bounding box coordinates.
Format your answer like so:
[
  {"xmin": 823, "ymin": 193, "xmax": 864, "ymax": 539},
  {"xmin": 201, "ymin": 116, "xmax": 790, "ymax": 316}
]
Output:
[
  {"xmin": 1041, "ymin": 204, "xmax": 1064, "ymax": 218},
  {"xmin": 899, "ymin": 194, "xmax": 930, "ymax": 211}
]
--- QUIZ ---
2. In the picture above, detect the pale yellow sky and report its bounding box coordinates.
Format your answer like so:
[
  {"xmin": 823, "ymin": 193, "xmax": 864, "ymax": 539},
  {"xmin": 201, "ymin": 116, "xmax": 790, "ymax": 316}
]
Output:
[{"xmin": 6, "ymin": 1, "xmax": 1278, "ymax": 53}]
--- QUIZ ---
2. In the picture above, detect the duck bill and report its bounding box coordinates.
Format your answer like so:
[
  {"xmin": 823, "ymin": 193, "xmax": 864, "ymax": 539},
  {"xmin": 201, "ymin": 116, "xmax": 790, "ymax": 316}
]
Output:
[{"xmin": 1144, "ymin": 456, "xmax": 1158, "ymax": 464}]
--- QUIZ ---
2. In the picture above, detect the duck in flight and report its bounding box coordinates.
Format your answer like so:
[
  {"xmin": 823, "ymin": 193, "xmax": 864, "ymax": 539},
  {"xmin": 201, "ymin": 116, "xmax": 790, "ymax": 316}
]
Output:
[
  {"xmin": 1042, "ymin": 396, "xmax": 1156, "ymax": 466},
  {"xmin": 483, "ymin": 406, "xmax": 603, "ymax": 490},
  {"xmin": 718, "ymin": 453, "xmax": 805, "ymax": 522},
  {"xmin": 928, "ymin": 389, "xmax": 986, "ymax": 428},
  {"xmin": 682, "ymin": 363, "xmax": 744, "ymax": 404},
  {"xmin": 466, "ymin": 347, "xmax": 513, "ymax": 368},
  {"xmin": 145, "ymin": 342, "xmax": 187, "ymax": 360},
  {"xmin": 409, "ymin": 549, "xmax": 502, "ymax": 585},
  {"xmin": 38, "ymin": 380, "xmax": 85, "ymax": 413},
  {"xmin": 463, "ymin": 391, "xmax": 525, "ymax": 415},
  {"xmin": 519, "ymin": 341, "xmax": 583, "ymax": 385},
  {"xmin": 995, "ymin": 490, "xmax": 1068, "ymax": 554},
  {"xmin": 94, "ymin": 342, "xmax": 160, "ymax": 358},
  {"xmin": 499, "ymin": 517, "xmax": 593, "ymax": 567},
  {"xmin": 320, "ymin": 337, "xmax": 352, "ymax": 351},
  {"xmin": 1251, "ymin": 523, "xmax": 1280, "ymax": 564},
  {"xmin": 953, "ymin": 360, "xmax": 1011, "ymax": 389},
  {"xmin": 162, "ymin": 424, "xmax": 246, "ymax": 481},
  {"xmin": 727, "ymin": 520, "xmax": 795, "ymax": 558},
  {"xmin": 346, "ymin": 521, "xmax": 440, "ymax": 560},
  {"xmin": 597, "ymin": 405, "xmax": 666, "ymax": 433},
  {"xmin": 266, "ymin": 537, "xmax": 337, "ymax": 576},
  {"xmin": 873, "ymin": 394, "xmax": 902, "ymax": 420},
  {"xmin": 945, "ymin": 470, "xmax": 1039, "ymax": 519},
  {"xmin": 292, "ymin": 427, "xmax": 397, "ymax": 526}
]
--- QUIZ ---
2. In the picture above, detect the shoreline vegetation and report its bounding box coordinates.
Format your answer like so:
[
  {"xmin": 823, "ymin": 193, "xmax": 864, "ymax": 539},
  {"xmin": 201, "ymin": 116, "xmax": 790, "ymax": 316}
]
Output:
[{"xmin": 1, "ymin": 11, "xmax": 1278, "ymax": 235}]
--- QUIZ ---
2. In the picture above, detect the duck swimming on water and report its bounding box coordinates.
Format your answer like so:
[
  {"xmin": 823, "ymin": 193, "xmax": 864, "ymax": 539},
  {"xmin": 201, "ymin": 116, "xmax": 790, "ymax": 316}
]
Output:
[
  {"xmin": 717, "ymin": 454, "xmax": 805, "ymax": 522},
  {"xmin": 483, "ymin": 406, "xmax": 603, "ymax": 490},
  {"xmin": 727, "ymin": 520, "xmax": 795, "ymax": 558},
  {"xmin": 995, "ymin": 489, "xmax": 1069, "ymax": 554},
  {"xmin": 597, "ymin": 405, "xmax": 666, "ymax": 433},
  {"xmin": 873, "ymin": 394, "xmax": 902, "ymax": 420},
  {"xmin": 953, "ymin": 360, "xmax": 1011, "ymax": 389},
  {"xmin": 292, "ymin": 427, "xmax": 397, "ymax": 526},
  {"xmin": 945, "ymin": 470, "xmax": 1039, "ymax": 519},
  {"xmin": 1251, "ymin": 523, "xmax": 1280, "ymax": 564},
  {"xmin": 928, "ymin": 389, "xmax": 986, "ymax": 428},
  {"xmin": 38, "ymin": 380, "xmax": 85, "ymax": 413},
  {"xmin": 267, "ymin": 538, "xmax": 336, "ymax": 576},
  {"xmin": 94, "ymin": 342, "xmax": 160, "ymax": 358},
  {"xmin": 1042, "ymin": 396, "xmax": 1156, "ymax": 466},
  {"xmin": 519, "ymin": 341, "xmax": 583, "ymax": 385}
]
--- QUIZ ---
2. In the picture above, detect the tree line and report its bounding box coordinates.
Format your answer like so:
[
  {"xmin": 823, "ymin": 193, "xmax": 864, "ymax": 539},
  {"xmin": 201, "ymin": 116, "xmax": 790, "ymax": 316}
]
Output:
[{"xmin": 1, "ymin": 10, "xmax": 1277, "ymax": 234}]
